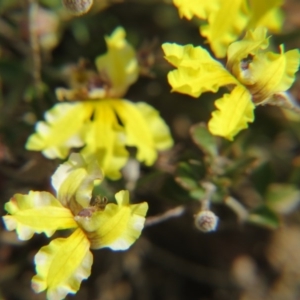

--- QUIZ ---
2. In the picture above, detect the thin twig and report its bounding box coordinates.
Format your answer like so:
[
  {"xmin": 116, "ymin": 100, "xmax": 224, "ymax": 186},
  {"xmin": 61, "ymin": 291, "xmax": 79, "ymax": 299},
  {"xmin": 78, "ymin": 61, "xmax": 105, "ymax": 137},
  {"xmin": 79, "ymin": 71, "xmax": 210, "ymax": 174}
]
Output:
[
  {"xmin": 0, "ymin": 18, "xmax": 29, "ymax": 55},
  {"xmin": 224, "ymin": 196, "xmax": 249, "ymax": 222},
  {"xmin": 28, "ymin": 0, "xmax": 43, "ymax": 99},
  {"xmin": 145, "ymin": 206, "xmax": 185, "ymax": 227},
  {"xmin": 199, "ymin": 181, "xmax": 217, "ymax": 210}
]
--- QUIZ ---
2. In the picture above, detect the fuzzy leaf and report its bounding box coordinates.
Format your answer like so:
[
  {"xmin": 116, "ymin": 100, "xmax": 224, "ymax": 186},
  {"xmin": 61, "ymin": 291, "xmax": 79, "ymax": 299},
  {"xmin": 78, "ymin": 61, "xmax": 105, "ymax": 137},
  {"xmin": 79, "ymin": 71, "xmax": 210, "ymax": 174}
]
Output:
[
  {"xmin": 175, "ymin": 161, "xmax": 205, "ymax": 191},
  {"xmin": 265, "ymin": 184, "xmax": 300, "ymax": 214},
  {"xmin": 248, "ymin": 205, "xmax": 280, "ymax": 229},
  {"xmin": 189, "ymin": 188, "xmax": 206, "ymax": 200},
  {"xmin": 190, "ymin": 123, "xmax": 218, "ymax": 157},
  {"xmin": 223, "ymin": 156, "xmax": 257, "ymax": 177}
]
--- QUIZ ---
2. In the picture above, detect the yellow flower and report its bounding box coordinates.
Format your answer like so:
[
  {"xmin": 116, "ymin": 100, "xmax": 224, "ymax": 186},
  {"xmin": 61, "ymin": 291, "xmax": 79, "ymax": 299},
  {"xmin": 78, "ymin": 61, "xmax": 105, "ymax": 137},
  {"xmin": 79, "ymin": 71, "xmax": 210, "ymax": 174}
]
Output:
[
  {"xmin": 2, "ymin": 153, "xmax": 148, "ymax": 300},
  {"xmin": 173, "ymin": 0, "xmax": 284, "ymax": 58},
  {"xmin": 26, "ymin": 27, "xmax": 173, "ymax": 180},
  {"xmin": 162, "ymin": 27, "xmax": 300, "ymax": 140}
]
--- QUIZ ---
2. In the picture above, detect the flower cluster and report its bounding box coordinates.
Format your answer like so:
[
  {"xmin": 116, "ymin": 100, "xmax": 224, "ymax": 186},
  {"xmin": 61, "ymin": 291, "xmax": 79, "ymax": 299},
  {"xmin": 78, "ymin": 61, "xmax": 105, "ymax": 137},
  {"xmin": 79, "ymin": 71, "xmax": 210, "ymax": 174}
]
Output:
[
  {"xmin": 173, "ymin": 0, "xmax": 284, "ymax": 58},
  {"xmin": 2, "ymin": 0, "xmax": 300, "ymax": 299},
  {"xmin": 163, "ymin": 27, "xmax": 300, "ymax": 140},
  {"xmin": 3, "ymin": 153, "xmax": 148, "ymax": 300},
  {"xmin": 26, "ymin": 27, "xmax": 173, "ymax": 179},
  {"xmin": 3, "ymin": 25, "xmax": 173, "ymax": 300}
]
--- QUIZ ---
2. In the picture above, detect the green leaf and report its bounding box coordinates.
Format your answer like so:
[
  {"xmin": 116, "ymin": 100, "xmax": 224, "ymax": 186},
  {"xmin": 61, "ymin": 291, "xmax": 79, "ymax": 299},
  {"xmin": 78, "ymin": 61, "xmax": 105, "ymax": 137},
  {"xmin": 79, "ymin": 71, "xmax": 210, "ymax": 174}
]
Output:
[
  {"xmin": 160, "ymin": 176, "xmax": 197, "ymax": 203},
  {"xmin": 39, "ymin": 0, "xmax": 61, "ymax": 8},
  {"xmin": 189, "ymin": 187, "xmax": 206, "ymax": 200},
  {"xmin": 0, "ymin": 60, "xmax": 26, "ymax": 82},
  {"xmin": 207, "ymin": 177, "xmax": 231, "ymax": 203},
  {"xmin": 0, "ymin": 0, "xmax": 20, "ymax": 13},
  {"xmin": 248, "ymin": 206, "xmax": 280, "ymax": 229},
  {"xmin": 250, "ymin": 161, "xmax": 274, "ymax": 195},
  {"xmin": 223, "ymin": 156, "xmax": 257, "ymax": 177},
  {"xmin": 265, "ymin": 184, "xmax": 300, "ymax": 214},
  {"xmin": 190, "ymin": 123, "xmax": 218, "ymax": 157},
  {"xmin": 175, "ymin": 161, "xmax": 204, "ymax": 191}
]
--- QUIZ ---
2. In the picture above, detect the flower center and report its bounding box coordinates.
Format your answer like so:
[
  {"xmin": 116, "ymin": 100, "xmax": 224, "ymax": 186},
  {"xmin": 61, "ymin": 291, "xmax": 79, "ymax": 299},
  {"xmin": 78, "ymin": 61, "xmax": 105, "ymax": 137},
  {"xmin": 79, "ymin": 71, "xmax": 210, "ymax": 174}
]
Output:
[{"xmin": 77, "ymin": 196, "xmax": 107, "ymax": 218}]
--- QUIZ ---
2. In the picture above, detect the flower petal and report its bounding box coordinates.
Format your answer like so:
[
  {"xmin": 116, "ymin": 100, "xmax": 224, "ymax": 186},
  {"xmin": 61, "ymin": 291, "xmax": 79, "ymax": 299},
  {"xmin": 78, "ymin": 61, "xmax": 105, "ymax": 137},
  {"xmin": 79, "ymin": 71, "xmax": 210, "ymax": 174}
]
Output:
[
  {"xmin": 227, "ymin": 27, "xmax": 269, "ymax": 74},
  {"xmin": 136, "ymin": 102, "xmax": 174, "ymax": 151},
  {"xmin": 2, "ymin": 191, "xmax": 77, "ymax": 240},
  {"xmin": 171, "ymin": 0, "xmax": 284, "ymax": 59},
  {"xmin": 162, "ymin": 43, "xmax": 237, "ymax": 98},
  {"xmin": 52, "ymin": 153, "xmax": 103, "ymax": 210},
  {"xmin": 248, "ymin": 45, "xmax": 300, "ymax": 103},
  {"xmin": 200, "ymin": 0, "xmax": 249, "ymax": 58},
  {"xmin": 80, "ymin": 100, "xmax": 128, "ymax": 180},
  {"xmin": 208, "ymin": 85, "xmax": 255, "ymax": 140},
  {"xmin": 95, "ymin": 27, "xmax": 138, "ymax": 98},
  {"xmin": 173, "ymin": 0, "xmax": 218, "ymax": 20},
  {"xmin": 247, "ymin": 0, "xmax": 284, "ymax": 33},
  {"xmin": 26, "ymin": 102, "xmax": 93, "ymax": 159},
  {"xmin": 77, "ymin": 190, "xmax": 148, "ymax": 250},
  {"xmin": 32, "ymin": 228, "xmax": 92, "ymax": 300},
  {"xmin": 112, "ymin": 100, "xmax": 173, "ymax": 166}
]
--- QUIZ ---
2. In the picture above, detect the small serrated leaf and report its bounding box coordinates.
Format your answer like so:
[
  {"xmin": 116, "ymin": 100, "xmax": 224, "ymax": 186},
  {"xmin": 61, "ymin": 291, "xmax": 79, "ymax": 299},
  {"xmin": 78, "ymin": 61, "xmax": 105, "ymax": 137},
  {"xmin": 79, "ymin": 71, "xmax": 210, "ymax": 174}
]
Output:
[
  {"xmin": 248, "ymin": 206, "xmax": 280, "ymax": 229},
  {"xmin": 251, "ymin": 162, "xmax": 274, "ymax": 196},
  {"xmin": 190, "ymin": 123, "xmax": 218, "ymax": 157},
  {"xmin": 160, "ymin": 176, "xmax": 198, "ymax": 203},
  {"xmin": 189, "ymin": 187, "xmax": 206, "ymax": 200},
  {"xmin": 265, "ymin": 184, "xmax": 300, "ymax": 214},
  {"xmin": 223, "ymin": 156, "xmax": 257, "ymax": 177},
  {"xmin": 175, "ymin": 161, "xmax": 204, "ymax": 191}
]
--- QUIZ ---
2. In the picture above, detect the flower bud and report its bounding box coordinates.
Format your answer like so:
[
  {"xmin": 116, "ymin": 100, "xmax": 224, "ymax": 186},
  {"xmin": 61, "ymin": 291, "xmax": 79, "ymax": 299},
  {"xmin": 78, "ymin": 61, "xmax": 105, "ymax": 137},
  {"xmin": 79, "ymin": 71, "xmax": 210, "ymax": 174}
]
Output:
[
  {"xmin": 62, "ymin": 0, "xmax": 93, "ymax": 15},
  {"xmin": 194, "ymin": 210, "xmax": 218, "ymax": 232}
]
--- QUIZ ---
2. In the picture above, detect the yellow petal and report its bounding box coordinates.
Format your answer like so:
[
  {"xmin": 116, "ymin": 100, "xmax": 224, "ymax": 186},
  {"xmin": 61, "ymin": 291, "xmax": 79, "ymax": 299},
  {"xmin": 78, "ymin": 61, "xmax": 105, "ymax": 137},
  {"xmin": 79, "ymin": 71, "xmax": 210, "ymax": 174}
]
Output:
[
  {"xmin": 254, "ymin": 7, "xmax": 284, "ymax": 33},
  {"xmin": 162, "ymin": 43, "xmax": 237, "ymax": 98},
  {"xmin": 80, "ymin": 100, "xmax": 128, "ymax": 180},
  {"xmin": 208, "ymin": 85, "xmax": 255, "ymax": 140},
  {"xmin": 200, "ymin": 0, "xmax": 249, "ymax": 58},
  {"xmin": 136, "ymin": 102, "xmax": 174, "ymax": 151},
  {"xmin": 162, "ymin": 42, "xmax": 189, "ymax": 68},
  {"xmin": 52, "ymin": 153, "xmax": 103, "ymax": 210},
  {"xmin": 112, "ymin": 100, "xmax": 173, "ymax": 166},
  {"xmin": 77, "ymin": 190, "xmax": 148, "ymax": 250},
  {"xmin": 247, "ymin": 46, "xmax": 300, "ymax": 103},
  {"xmin": 247, "ymin": 0, "xmax": 284, "ymax": 33},
  {"xmin": 227, "ymin": 27, "xmax": 269, "ymax": 73},
  {"xmin": 32, "ymin": 228, "xmax": 92, "ymax": 300},
  {"xmin": 173, "ymin": 0, "xmax": 218, "ymax": 20},
  {"xmin": 2, "ymin": 191, "xmax": 77, "ymax": 240},
  {"xmin": 95, "ymin": 27, "xmax": 138, "ymax": 98},
  {"xmin": 26, "ymin": 102, "xmax": 93, "ymax": 159},
  {"xmin": 163, "ymin": 42, "xmax": 222, "ymax": 69}
]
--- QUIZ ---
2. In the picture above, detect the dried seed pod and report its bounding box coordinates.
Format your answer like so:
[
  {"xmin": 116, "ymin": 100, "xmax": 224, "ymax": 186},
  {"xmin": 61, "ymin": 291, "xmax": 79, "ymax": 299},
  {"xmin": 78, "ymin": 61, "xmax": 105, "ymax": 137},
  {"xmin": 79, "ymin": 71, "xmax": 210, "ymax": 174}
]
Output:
[
  {"xmin": 62, "ymin": 0, "xmax": 93, "ymax": 15},
  {"xmin": 194, "ymin": 210, "xmax": 218, "ymax": 232}
]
